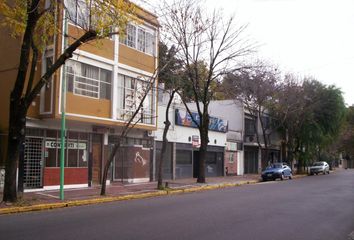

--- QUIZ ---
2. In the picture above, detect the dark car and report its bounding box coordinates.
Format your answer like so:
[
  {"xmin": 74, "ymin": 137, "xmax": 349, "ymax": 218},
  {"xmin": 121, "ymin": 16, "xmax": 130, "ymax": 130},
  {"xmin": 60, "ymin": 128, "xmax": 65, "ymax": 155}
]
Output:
[{"xmin": 261, "ymin": 163, "xmax": 293, "ymax": 181}]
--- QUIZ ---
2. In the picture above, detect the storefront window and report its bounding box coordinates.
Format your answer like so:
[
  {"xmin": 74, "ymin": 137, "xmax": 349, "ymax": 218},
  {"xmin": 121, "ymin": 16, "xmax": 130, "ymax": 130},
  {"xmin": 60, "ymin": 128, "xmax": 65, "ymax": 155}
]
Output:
[
  {"xmin": 78, "ymin": 148, "xmax": 88, "ymax": 167},
  {"xmin": 46, "ymin": 147, "xmax": 57, "ymax": 167},
  {"xmin": 68, "ymin": 148, "xmax": 78, "ymax": 167},
  {"xmin": 44, "ymin": 130, "xmax": 88, "ymax": 168}
]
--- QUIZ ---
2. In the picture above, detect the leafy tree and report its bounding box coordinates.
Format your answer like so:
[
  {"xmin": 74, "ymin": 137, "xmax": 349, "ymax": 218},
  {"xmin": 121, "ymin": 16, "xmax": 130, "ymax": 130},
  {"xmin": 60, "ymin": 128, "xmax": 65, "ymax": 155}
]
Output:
[
  {"xmin": 336, "ymin": 106, "xmax": 354, "ymax": 165},
  {"xmin": 0, "ymin": 0, "xmax": 135, "ymax": 202},
  {"xmin": 272, "ymin": 76, "xmax": 346, "ymax": 172}
]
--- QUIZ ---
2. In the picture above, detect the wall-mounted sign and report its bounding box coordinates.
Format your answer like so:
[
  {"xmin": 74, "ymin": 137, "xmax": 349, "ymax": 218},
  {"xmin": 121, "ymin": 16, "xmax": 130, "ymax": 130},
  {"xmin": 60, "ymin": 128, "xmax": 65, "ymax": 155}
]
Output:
[
  {"xmin": 175, "ymin": 109, "xmax": 228, "ymax": 133},
  {"xmin": 192, "ymin": 135, "xmax": 200, "ymax": 148},
  {"xmin": 45, "ymin": 141, "xmax": 87, "ymax": 150}
]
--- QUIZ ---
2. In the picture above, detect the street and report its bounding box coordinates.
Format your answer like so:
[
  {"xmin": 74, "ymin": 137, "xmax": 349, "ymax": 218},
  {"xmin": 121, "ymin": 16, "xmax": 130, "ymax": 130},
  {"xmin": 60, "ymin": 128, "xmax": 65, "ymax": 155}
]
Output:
[{"xmin": 1, "ymin": 170, "xmax": 354, "ymax": 240}]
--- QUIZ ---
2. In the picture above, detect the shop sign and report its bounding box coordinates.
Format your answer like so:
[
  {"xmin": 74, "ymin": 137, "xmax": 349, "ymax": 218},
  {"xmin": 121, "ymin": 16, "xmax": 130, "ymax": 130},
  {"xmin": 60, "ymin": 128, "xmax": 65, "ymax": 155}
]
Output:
[
  {"xmin": 45, "ymin": 141, "xmax": 87, "ymax": 150},
  {"xmin": 175, "ymin": 109, "xmax": 228, "ymax": 132},
  {"xmin": 192, "ymin": 135, "xmax": 200, "ymax": 148}
]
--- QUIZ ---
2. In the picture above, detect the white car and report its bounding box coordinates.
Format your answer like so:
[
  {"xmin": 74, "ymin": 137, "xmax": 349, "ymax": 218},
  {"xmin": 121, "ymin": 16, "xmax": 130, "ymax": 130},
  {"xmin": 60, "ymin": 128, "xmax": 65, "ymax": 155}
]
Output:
[{"xmin": 309, "ymin": 161, "xmax": 330, "ymax": 175}]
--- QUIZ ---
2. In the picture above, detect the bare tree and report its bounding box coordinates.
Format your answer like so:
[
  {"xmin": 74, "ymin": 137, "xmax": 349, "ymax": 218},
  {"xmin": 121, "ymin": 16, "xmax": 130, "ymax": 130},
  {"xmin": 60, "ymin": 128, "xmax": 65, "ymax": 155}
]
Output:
[{"xmin": 160, "ymin": 0, "xmax": 254, "ymax": 183}]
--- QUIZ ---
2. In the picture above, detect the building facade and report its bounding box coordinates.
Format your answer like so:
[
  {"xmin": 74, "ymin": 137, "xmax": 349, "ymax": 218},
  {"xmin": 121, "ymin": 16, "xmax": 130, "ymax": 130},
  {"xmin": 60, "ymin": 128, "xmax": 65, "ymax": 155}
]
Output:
[
  {"xmin": 0, "ymin": 2, "xmax": 159, "ymax": 190},
  {"xmin": 208, "ymin": 100, "xmax": 283, "ymax": 175},
  {"xmin": 153, "ymin": 95, "xmax": 227, "ymax": 180}
]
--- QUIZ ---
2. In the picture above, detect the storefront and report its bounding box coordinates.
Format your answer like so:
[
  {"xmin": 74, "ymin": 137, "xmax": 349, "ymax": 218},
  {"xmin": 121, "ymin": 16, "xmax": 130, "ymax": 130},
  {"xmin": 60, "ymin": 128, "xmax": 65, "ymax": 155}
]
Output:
[
  {"xmin": 24, "ymin": 128, "xmax": 94, "ymax": 190},
  {"xmin": 154, "ymin": 104, "xmax": 228, "ymax": 180},
  {"xmin": 23, "ymin": 127, "xmax": 154, "ymax": 189}
]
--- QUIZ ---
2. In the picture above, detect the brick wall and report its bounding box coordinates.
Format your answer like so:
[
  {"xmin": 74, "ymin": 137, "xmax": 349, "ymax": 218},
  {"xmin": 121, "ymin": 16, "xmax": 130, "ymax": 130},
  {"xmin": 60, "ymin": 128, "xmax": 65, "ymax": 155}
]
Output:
[
  {"xmin": 43, "ymin": 168, "xmax": 88, "ymax": 186},
  {"xmin": 225, "ymin": 151, "xmax": 238, "ymax": 175}
]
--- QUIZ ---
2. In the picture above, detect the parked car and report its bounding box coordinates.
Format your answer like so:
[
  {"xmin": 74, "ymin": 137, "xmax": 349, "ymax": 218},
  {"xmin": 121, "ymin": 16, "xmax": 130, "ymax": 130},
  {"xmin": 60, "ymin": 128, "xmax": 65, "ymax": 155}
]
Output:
[
  {"xmin": 309, "ymin": 161, "xmax": 330, "ymax": 175},
  {"xmin": 261, "ymin": 163, "xmax": 292, "ymax": 181}
]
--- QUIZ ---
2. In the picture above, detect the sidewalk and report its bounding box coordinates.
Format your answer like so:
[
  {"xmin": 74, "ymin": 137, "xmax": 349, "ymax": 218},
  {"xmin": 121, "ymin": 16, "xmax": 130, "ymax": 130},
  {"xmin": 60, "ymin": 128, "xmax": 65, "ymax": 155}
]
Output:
[{"xmin": 0, "ymin": 175, "xmax": 262, "ymax": 214}]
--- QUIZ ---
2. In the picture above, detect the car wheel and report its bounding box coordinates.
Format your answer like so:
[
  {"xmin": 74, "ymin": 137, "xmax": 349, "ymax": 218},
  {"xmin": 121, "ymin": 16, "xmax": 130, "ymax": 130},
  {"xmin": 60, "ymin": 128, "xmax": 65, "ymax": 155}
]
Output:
[
  {"xmin": 327, "ymin": 170, "xmax": 330, "ymax": 174},
  {"xmin": 281, "ymin": 173, "xmax": 285, "ymax": 181},
  {"xmin": 289, "ymin": 174, "xmax": 292, "ymax": 180},
  {"xmin": 262, "ymin": 178, "xmax": 267, "ymax": 182},
  {"xmin": 323, "ymin": 171, "xmax": 326, "ymax": 175}
]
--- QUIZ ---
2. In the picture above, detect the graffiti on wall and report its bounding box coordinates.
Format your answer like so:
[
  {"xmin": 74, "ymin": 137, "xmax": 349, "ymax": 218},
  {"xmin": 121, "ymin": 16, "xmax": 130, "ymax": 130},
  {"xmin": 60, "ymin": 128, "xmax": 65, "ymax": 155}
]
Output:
[{"xmin": 134, "ymin": 152, "xmax": 147, "ymax": 166}]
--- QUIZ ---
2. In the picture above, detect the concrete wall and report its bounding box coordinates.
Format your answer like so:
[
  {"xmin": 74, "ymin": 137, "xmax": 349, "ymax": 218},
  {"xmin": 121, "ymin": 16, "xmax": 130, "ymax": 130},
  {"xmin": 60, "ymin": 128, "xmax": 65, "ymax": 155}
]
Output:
[{"xmin": 155, "ymin": 104, "xmax": 226, "ymax": 148}]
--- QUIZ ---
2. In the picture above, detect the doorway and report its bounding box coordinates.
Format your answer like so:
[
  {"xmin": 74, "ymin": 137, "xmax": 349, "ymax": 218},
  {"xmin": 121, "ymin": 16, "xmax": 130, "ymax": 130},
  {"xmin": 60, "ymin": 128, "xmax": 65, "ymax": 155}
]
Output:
[{"xmin": 24, "ymin": 137, "xmax": 44, "ymax": 188}]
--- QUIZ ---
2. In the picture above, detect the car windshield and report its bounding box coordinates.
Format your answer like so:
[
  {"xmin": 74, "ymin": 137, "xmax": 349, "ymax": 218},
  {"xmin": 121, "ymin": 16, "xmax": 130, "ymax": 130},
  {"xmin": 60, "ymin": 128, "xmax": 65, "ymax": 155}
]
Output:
[
  {"xmin": 313, "ymin": 162, "xmax": 323, "ymax": 166},
  {"xmin": 271, "ymin": 163, "xmax": 283, "ymax": 169}
]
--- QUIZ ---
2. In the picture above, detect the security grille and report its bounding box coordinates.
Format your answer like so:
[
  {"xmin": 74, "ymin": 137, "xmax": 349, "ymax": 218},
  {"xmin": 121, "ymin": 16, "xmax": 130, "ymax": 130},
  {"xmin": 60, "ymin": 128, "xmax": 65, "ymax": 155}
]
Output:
[{"xmin": 24, "ymin": 137, "xmax": 43, "ymax": 189}]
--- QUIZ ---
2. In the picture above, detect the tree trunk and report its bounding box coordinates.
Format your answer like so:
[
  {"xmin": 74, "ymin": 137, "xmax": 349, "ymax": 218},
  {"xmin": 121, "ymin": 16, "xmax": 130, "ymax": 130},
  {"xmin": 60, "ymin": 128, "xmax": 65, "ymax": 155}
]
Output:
[
  {"xmin": 157, "ymin": 91, "xmax": 175, "ymax": 189},
  {"xmin": 100, "ymin": 142, "xmax": 120, "ymax": 196},
  {"xmin": 197, "ymin": 115, "xmax": 209, "ymax": 183},
  {"xmin": 3, "ymin": 101, "xmax": 26, "ymax": 202},
  {"xmin": 197, "ymin": 139, "xmax": 207, "ymax": 183},
  {"xmin": 157, "ymin": 122, "xmax": 169, "ymax": 189}
]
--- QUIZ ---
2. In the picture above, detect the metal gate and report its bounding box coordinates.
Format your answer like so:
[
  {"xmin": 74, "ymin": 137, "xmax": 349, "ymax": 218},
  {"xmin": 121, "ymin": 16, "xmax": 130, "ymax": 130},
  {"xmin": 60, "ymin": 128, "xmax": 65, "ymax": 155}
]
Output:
[
  {"xmin": 24, "ymin": 137, "xmax": 44, "ymax": 189},
  {"xmin": 244, "ymin": 147, "xmax": 259, "ymax": 174}
]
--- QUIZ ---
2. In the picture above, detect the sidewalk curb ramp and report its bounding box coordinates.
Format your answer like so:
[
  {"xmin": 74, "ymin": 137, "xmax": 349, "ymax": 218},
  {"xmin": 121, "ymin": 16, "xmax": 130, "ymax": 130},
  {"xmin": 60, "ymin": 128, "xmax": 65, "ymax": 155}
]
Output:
[{"xmin": 0, "ymin": 180, "xmax": 261, "ymax": 215}]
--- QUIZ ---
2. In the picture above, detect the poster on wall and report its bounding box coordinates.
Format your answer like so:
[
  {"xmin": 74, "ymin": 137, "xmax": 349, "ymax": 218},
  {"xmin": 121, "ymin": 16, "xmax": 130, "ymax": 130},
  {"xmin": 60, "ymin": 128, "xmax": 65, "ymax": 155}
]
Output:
[
  {"xmin": 175, "ymin": 109, "xmax": 228, "ymax": 132},
  {"xmin": 192, "ymin": 135, "xmax": 200, "ymax": 148}
]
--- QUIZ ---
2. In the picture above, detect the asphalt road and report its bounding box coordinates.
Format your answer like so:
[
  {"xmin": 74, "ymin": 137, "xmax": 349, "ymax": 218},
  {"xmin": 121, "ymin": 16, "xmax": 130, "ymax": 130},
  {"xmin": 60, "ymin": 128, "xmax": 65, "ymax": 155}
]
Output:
[{"xmin": 1, "ymin": 170, "xmax": 354, "ymax": 240}]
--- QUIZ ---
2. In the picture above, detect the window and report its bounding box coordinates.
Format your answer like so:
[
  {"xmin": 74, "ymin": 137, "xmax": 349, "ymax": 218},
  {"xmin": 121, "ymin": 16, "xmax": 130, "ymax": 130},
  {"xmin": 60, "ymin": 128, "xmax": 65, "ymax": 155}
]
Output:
[
  {"xmin": 45, "ymin": 130, "xmax": 88, "ymax": 168},
  {"xmin": 137, "ymin": 28, "xmax": 146, "ymax": 52},
  {"xmin": 117, "ymin": 74, "xmax": 155, "ymax": 124},
  {"xmin": 245, "ymin": 117, "xmax": 257, "ymax": 135},
  {"xmin": 126, "ymin": 24, "xmax": 136, "ymax": 48},
  {"xmin": 145, "ymin": 32, "xmax": 155, "ymax": 55},
  {"xmin": 45, "ymin": 57, "xmax": 53, "ymax": 88},
  {"xmin": 229, "ymin": 152, "xmax": 234, "ymax": 163},
  {"xmin": 65, "ymin": 0, "xmax": 89, "ymax": 28},
  {"xmin": 66, "ymin": 60, "xmax": 112, "ymax": 100},
  {"xmin": 120, "ymin": 24, "xmax": 156, "ymax": 56}
]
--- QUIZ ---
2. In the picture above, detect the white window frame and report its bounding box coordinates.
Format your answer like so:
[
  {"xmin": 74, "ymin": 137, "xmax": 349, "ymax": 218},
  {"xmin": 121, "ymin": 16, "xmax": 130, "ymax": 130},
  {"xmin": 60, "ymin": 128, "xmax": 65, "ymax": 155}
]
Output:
[
  {"xmin": 64, "ymin": 0, "xmax": 90, "ymax": 28},
  {"xmin": 120, "ymin": 23, "xmax": 156, "ymax": 56},
  {"xmin": 117, "ymin": 73, "xmax": 155, "ymax": 124},
  {"xmin": 66, "ymin": 60, "xmax": 112, "ymax": 100}
]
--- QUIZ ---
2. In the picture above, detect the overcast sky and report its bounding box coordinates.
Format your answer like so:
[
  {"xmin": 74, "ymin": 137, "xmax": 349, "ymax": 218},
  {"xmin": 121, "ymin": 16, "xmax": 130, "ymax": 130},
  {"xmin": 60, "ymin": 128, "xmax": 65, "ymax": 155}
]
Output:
[{"xmin": 136, "ymin": 0, "xmax": 354, "ymax": 106}]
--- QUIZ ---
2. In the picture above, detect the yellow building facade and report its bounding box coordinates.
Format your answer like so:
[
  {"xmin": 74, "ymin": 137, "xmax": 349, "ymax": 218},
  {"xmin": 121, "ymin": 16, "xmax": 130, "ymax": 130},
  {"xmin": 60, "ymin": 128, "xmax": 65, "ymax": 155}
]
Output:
[{"xmin": 0, "ymin": 1, "xmax": 159, "ymax": 190}]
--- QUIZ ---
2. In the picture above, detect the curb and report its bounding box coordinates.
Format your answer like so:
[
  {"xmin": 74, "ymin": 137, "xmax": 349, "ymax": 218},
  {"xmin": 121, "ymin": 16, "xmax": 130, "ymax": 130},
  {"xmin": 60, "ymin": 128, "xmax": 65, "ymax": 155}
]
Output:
[{"xmin": 0, "ymin": 180, "xmax": 260, "ymax": 215}]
